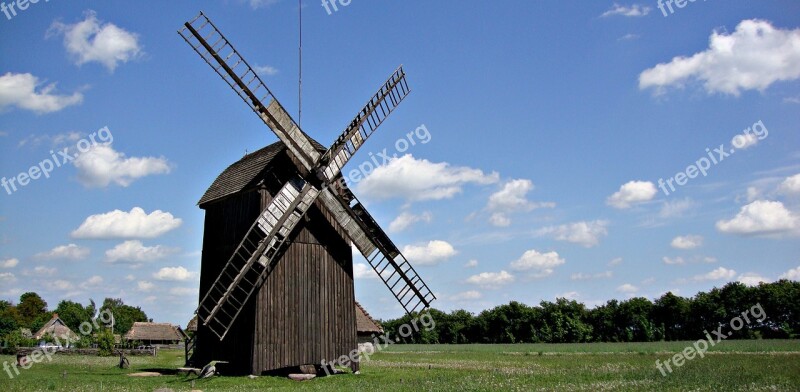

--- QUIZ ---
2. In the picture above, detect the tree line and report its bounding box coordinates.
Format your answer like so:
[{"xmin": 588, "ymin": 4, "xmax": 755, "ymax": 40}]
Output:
[
  {"xmin": 0, "ymin": 293, "xmax": 149, "ymax": 350},
  {"xmin": 382, "ymin": 280, "xmax": 800, "ymax": 344}
]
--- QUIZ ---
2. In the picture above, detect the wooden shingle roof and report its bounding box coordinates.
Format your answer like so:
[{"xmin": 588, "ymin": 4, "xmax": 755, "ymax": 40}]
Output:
[
  {"xmin": 124, "ymin": 322, "xmax": 184, "ymax": 342},
  {"xmin": 355, "ymin": 302, "xmax": 383, "ymax": 334},
  {"xmin": 198, "ymin": 136, "xmax": 327, "ymax": 207}
]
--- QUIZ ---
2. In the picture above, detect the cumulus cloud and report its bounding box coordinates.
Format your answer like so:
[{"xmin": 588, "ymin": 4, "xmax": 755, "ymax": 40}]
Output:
[
  {"xmin": 779, "ymin": 174, "xmax": 800, "ymax": 195},
  {"xmin": 464, "ymin": 259, "xmax": 479, "ymax": 268},
  {"xmin": 486, "ymin": 179, "xmax": 555, "ymax": 226},
  {"xmin": 466, "ymin": 270, "xmax": 515, "ymax": 289},
  {"xmin": 779, "ymin": 266, "xmax": 800, "ymax": 280},
  {"xmin": 106, "ymin": 240, "xmax": 178, "ymax": 264},
  {"xmin": 53, "ymin": 280, "xmax": 74, "ymax": 291},
  {"xmin": 449, "ymin": 290, "xmax": 483, "ymax": 301},
  {"xmin": 1, "ymin": 258, "xmax": 19, "ymax": 268},
  {"xmin": 571, "ymin": 271, "xmax": 613, "ymax": 281},
  {"xmin": 716, "ymin": 200, "xmax": 798, "ymax": 236},
  {"xmin": 389, "ymin": 211, "xmax": 432, "ymax": 233},
  {"xmin": 601, "ymin": 3, "xmax": 650, "ymax": 17},
  {"xmin": 72, "ymin": 207, "xmax": 182, "ymax": 239},
  {"xmin": 0, "ymin": 272, "xmax": 16, "ymax": 283},
  {"xmin": 356, "ymin": 155, "xmax": 498, "ymax": 202},
  {"xmin": 731, "ymin": 133, "xmax": 760, "ymax": 150},
  {"xmin": 737, "ymin": 273, "xmax": 771, "ymax": 287},
  {"xmin": 73, "ymin": 145, "xmax": 171, "ymax": 188},
  {"xmin": 48, "ymin": 10, "xmax": 142, "ymax": 71},
  {"xmin": 153, "ymin": 266, "xmax": 197, "ymax": 281},
  {"xmin": 639, "ymin": 20, "xmax": 800, "ymax": 95},
  {"xmin": 0, "ymin": 72, "xmax": 83, "ymax": 114},
  {"xmin": 662, "ymin": 256, "xmax": 686, "ymax": 265},
  {"xmin": 254, "ymin": 64, "xmax": 278, "ymax": 76},
  {"xmin": 35, "ymin": 244, "xmax": 90, "ymax": 261},
  {"xmin": 536, "ymin": 220, "xmax": 609, "ymax": 248},
  {"xmin": 616, "ymin": 284, "xmax": 638, "ymax": 294},
  {"xmin": 692, "ymin": 267, "xmax": 737, "ymax": 282},
  {"xmin": 510, "ymin": 250, "xmax": 566, "ymax": 274},
  {"xmin": 137, "ymin": 281, "xmax": 154, "ymax": 292},
  {"xmin": 402, "ymin": 240, "xmax": 457, "ymax": 266},
  {"xmin": 659, "ymin": 198, "xmax": 696, "ymax": 219},
  {"xmin": 671, "ymin": 235, "xmax": 703, "ymax": 250},
  {"xmin": 608, "ymin": 257, "xmax": 623, "ymax": 267},
  {"xmin": 353, "ymin": 263, "xmax": 377, "ymax": 280},
  {"xmin": 607, "ymin": 181, "xmax": 657, "ymax": 209}
]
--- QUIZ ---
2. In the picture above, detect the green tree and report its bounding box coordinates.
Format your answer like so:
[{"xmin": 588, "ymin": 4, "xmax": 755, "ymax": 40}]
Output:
[
  {"xmin": 100, "ymin": 298, "xmax": 149, "ymax": 336},
  {"xmin": 0, "ymin": 300, "xmax": 20, "ymax": 337},
  {"xmin": 55, "ymin": 299, "xmax": 96, "ymax": 333},
  {"xmin": 17, "ymin": 292, "xmax": 48, "ymax": 328},
  {"xmin": 96, "ymin": 328, "xmax": 115, "ymax": 356},
  {"xmin": 653, "ymin": 292, "xmax": 691, "ymax": 341}
]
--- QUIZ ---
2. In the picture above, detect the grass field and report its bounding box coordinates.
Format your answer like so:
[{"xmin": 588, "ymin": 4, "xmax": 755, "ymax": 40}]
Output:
[{"xmin": 0, "ymin": 340, "xmax": 798, "ymax": 391}]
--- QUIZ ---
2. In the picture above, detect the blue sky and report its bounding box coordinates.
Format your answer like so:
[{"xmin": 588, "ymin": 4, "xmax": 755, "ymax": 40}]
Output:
[{"xmin": 0, "ymin": 0, "xmax": 799, "ymax": 325}]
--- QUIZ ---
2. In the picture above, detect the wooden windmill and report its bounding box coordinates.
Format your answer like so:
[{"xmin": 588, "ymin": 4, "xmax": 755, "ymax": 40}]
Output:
[{"xmin": 178, "ymin": 12, "xmax": 436, "ymax": 374}]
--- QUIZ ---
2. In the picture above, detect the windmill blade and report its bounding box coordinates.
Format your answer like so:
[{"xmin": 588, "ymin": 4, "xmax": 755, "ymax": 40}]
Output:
[
  {"xmin": 317, "ymin": 67, "xmax": 411, "ymax": 183},
  {"xmin": 197, "ymin": 178, "xmax": 320, "ymax": 340},
  {"xmin": 178, "ymin": 12, "xmax": 320, "ymax": 172},
  {"xmin": 318, "ymin": 189, "xmax": 436, "ymax": 315}
]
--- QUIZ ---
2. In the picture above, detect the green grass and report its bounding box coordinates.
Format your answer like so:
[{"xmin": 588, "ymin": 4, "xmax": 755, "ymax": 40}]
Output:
[{"xmin": 0, "ymin": 340, "xmax": 798, "ymax": 391}]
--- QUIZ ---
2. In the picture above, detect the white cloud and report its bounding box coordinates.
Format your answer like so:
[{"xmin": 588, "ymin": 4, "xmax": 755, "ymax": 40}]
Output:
[
  {"xmin": 153, "ymin": 266, "xmax": 197, "ymax": 281},
  {"xmin": 18, "ymin": 132, "xmax": 82, "ymax": 148},
  {"xmin": 81, "ymin": 275, "xmax": 104, "ymax": 289},
  {"xmin": 254, "ymin": 65, "xmax": 278, "ymax": 76},
  {"xmin": 125, "ymin": 274, "xmax": 135, "ymax": 281},
  {"xmin": 737, "ymin": 273, "xmax": 771, "ymax": 287},
  {"xmin": 0, "ymin": 72, "xmax": 83, "ymax": 114},
  {"xmin": 466, "ymin": 270, "xmax": 515, "ymax": 289},
  {"xmin": 608, "ymin": 257, "xmax": 623, "ymax": 267},
  {"xmin": 0, "ymin": 272, "xmax": 16, "ymax": 283},
  {"xmin": 659, "ymin": 198, "xmax": 696, "ymax": 218},
  {"xmin": 716, "ymin": 200, "xmax": 798, "ymax": 236},
  {"xmin": 1, "ymin": 258, "xmax": 18, "ymax": 268},
  {"xmin": 464, "ymin": 259, "xmax": 479, "ymax": 268},
  {"xmin": 601, "ymin": 3, "xmax": 650, "ymax": 17},
  {"xmin": 607, "ymin": 181, "xmax": 657, "ymax": 209},
  {"xmin": 74, "ymin": 145, "xmax": 171, "ymax": 188},
  {"xmin": 353, "ymin": 263, "xmax": 377, "ymax": 280},
  {"xmin": 72, "ymin": 207, "xmax": 182, "ymax": 239},
  {"xmin": 693, "ymin": 267, "xmax": 737, "ymax": 282},
  {"xmin": 779, "ymin": 266, "xmax": 800, "ymax": 280},
  {"xmin": 489, "ymin": 213, "xmax": 511, "ymax": 227},
  {"xmin": 402, "ymin": 240, "xmax": 457, "ymax": 266},
  {"xmin": 556, "ymin": 291, "xmax": 580, "ymax": 300},
  {"xmin": 449, "ymin": 290, "xmax": 482, "ymax": 301},
  {"xmin": 510, "ymin": 250, "xmax": 565, "ymax": 272},
  {"xmin": 486, "ymin": 179, "xmax": 554, "ymax": 226},
  {"xmin": 247, "ymin": 0, "xmax": 280, "ymax": 9},
  {"xmin": 662, "ymin": 256, "xmax": 686, "ymax": 265},
  {"xmin": 671, "ymin": 235, "xmax": 703, "ymax": 250},
  {"xmin": 137, "ymin": 281, "xmax": 154, "ymax": 292},
  {"xmin": 48, "ymin": 10, "xmax": 142, "ymax": 71},
  {"xmin": 28, "ymin": 266, "xmax": 57, "ymax": 276},
  {"xmin": 35, "ymin": 244, "xmax": 90, "ymax": 261},
  {"xmin": 169, "ymin": 287, "xmax": 196, "ymax": 296},
  {"xmin": 53, "ymin": 280, "xmax": 74, "ymax": 290},
  {"xmin": 639, "ymin": 20, "xmax": 800, "ymax": 95},
  {"xmin": 571, "ymin": 271, "xmax": 613, "ymax": 281},
  {"xmin": 536, "ymin": 220, "xmax": 609, "ymax": 248},
  {"xmin": 779, "ymin": 174, "xmax": 800, "ymax": 195},
  {"xmin": 105, "ymin": 240, "xmax": 178, "ymax": 264},
  {"xmin": 356, "ymin": 155, "xmax": 498, "ymax": 202},
  {"xmin": 616, "ymin": 284, "xmax": 638, "ymax": 294},
  {"xmin": 389, "ymin": 211, "xmax": 432, "ymax": 233}
]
